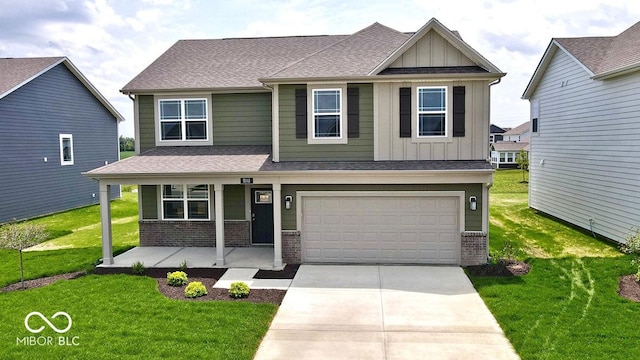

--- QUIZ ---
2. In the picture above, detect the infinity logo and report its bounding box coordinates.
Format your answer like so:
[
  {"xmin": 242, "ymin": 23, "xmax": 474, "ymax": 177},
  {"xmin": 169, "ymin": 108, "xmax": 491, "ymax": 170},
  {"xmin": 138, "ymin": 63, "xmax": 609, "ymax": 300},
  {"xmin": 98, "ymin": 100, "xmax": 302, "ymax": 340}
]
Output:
[{"xmin": 24, "ymin": 312, "xmax": 72, "ymax": 334}]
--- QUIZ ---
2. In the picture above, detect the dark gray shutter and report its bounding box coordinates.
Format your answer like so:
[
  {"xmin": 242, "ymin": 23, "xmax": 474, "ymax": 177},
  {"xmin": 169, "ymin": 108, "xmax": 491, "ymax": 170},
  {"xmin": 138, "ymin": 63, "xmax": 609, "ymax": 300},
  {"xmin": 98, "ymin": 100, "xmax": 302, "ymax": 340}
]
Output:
[
  {"xmin": 295, "ymin": 88, "xmax": 307, "ymax": 139},
  {"xmin": 347, "ymin": 87, "xmax": 359, "ymax": 138},
  {"xmin": 399, "ymin": 87, "xmax": 411, "ymax": 138},
  {"xmin": 453, "ymin": 86, "xmax": 465, "ymax": 137}
]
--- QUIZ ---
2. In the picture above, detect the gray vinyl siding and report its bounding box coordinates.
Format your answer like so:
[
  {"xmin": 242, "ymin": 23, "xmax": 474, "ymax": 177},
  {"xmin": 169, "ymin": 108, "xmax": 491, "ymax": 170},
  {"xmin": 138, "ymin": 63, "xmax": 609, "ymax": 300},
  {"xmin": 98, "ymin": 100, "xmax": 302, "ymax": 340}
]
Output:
[
  {"xmin": 279, "ymin": 84, "xmax": 374, "ymax": 161},
  {"xmin": 528, "ymin": 49, "xmax": 640, "ymax": 243},
  {"xmin": 281, "ymin": 184, "xmax": 482, "ymax": 230},
  {"xmin": 138, "ymin": 95, "xmax": 155, "ymax": 153},
  {"xmin": 212, "ymin": 93, "xmax": 271, "ymax": 145},
  {"xmin": 0, "ymin": 63, "xmax": 119, "ymax": 224},
  {"xmin": 140, "ymin": 184, "xmax": 246, "ymax": 221}
]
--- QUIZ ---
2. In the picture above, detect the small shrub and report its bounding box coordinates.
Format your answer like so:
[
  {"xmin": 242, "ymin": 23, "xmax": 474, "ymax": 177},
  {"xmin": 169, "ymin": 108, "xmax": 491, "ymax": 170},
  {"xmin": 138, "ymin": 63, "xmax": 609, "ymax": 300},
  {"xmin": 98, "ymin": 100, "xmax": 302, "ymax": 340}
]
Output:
[
  {"xmin": 501, "ymin": 240, "xmax": 521, "ymax": 262},
  {"xmin": 131, "ymin": 261, "xmax": 145, "ymax": 275},
  {"xmin": 621, "ymin": 228, "xmax": 640, "ymax": 281},
  {"xmin": 179, "ymin": 259, "xmax": 188, "ymax": 271},
  {"xmin": 185, "ymin": 281, "xmax": 207, "ymax": 298},
  {"xmin": 229, "ymin": 281, "xmax": 250, "ymax": 298},
  {"xmin": 167, "ymin": 271, "xmax": 188, "ymax": 286}
]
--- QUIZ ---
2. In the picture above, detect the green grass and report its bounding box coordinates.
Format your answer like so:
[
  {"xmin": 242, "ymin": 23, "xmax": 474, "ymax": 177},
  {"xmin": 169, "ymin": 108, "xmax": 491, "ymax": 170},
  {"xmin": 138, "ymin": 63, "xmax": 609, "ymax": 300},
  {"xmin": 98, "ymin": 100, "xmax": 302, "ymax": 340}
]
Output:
[
  {"xmin": 0, "ymin": 275, "xmax": 277, "ymax": 359},
  {"xmin": 471, "ymin": 169, "xmax": 638, "ymax": 360},
  {"xmin": 120, "ymin": 151, "xmax": 135, "ymax": 159},
  {"xmin": 28, "ymin": 192, "xmax": 139, "ymax": 250}
]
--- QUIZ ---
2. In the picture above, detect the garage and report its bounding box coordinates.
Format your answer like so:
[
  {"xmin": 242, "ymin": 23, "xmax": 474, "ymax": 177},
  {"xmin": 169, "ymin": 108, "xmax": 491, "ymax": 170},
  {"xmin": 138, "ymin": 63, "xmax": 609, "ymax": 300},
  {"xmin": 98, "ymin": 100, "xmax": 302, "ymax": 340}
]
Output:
[{"xmin": 300, "ymin": 192, "xmax": 463, "ymax": 264}]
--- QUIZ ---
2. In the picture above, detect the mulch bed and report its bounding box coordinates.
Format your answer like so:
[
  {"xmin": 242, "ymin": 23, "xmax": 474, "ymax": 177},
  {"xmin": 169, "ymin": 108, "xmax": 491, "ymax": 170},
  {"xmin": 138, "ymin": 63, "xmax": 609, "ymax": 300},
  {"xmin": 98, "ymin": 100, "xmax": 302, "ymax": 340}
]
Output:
[
  {"xmin": 618, "ymin": 275, "xmax": 640, "ymax": 303},
  {"xmin": 254, "ymin": 264, "xmax": 300, "ymax": 279},
  {"xmin": 466, "ymin": 260, "xmax": 531, "ymax": 277},
  {"xmin": 155, "ymin": 277, "xmax": 286, "ymax": 304},
  {"xmin": 0, "ymin": 272, "xmax": 85, "ymax": 292}
]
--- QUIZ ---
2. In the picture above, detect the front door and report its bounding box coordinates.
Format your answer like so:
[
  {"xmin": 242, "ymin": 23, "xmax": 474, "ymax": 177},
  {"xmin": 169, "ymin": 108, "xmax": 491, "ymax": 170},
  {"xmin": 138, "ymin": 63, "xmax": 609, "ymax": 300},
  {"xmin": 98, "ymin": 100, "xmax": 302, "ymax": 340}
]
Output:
[{"xmin": 251, "ymin": 189, "xmax": 274, "ymax": 244}]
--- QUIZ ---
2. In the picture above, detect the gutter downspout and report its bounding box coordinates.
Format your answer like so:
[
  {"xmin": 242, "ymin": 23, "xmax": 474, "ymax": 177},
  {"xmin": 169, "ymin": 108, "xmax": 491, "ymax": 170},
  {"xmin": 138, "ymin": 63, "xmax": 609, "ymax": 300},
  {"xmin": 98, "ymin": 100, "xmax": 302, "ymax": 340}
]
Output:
[{"xmin": 485, "ymin": 77, "xmax": 501, "ymax": 263}]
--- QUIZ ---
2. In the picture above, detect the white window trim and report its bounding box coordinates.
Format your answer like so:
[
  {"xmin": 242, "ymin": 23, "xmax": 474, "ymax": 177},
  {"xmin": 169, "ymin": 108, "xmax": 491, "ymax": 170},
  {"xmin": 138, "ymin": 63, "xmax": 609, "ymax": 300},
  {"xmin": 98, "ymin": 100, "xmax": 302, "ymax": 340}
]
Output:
[
  {"xmin": 161, "ymin": 184, "xmax": 211, "ymax": 221},
  {"xmin": 531, "ymin": 100, "xmax": 540, "ymax": 135},
  {"xmin": 59, "ymin": 134, "xmax": 74, "ymax": 166},
  {"xmin": 154, "ymin": 94, "xmax": 213, "ymax": 146},
  {"xmin": 307, "ymin": 84, "xmax": 348, "ymax": 145},
  {"xmin": 411, "ymin": 84, "xmax": 452, "ymax": 143}
]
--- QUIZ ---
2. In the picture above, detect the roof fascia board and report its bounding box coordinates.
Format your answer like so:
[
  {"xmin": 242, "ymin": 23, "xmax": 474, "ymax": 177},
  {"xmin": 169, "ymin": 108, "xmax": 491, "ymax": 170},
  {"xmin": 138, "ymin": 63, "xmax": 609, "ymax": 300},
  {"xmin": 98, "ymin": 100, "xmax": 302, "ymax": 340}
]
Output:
[
  {"xmin": 260, "ymin": 72, "xmax": 505, "ymax": 85},
  {"xmin": 0, "ymin": 57, "xmax": 65, "ymax": 100},
  {"xmin": 121, "ymin": 87, "xmax": 270, "ymax": 95},
  {"xmin": 368, "ymin": 18, "xmax": 502, "ymax": 76},
  {"xmin": 592, "ymin": 62, "xmax": 640, "ymax": 80}
]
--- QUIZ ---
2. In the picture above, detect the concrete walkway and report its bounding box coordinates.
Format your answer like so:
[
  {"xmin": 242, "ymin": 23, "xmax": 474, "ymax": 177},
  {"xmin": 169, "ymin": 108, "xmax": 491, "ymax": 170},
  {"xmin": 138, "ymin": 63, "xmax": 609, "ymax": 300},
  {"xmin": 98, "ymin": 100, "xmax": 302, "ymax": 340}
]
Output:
[{"xmin": 254, "ymin": 265, "xmax": 519, "ymax": 360}]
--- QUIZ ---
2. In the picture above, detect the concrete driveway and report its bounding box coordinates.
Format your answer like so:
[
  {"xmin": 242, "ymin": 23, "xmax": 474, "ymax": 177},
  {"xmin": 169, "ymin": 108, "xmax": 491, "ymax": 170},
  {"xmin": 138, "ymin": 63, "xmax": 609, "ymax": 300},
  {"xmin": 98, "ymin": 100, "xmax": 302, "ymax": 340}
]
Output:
[{"xmin": 254, "ymin": 265, "xmax": 519, "ymax": 360}]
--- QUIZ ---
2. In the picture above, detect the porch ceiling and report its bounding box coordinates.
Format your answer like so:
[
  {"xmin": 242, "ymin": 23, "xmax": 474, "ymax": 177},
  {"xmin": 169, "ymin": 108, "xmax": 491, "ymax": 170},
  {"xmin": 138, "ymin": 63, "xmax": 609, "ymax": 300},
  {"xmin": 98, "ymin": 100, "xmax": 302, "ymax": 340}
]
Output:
[{"xmin": 84, "ymin": 145, "xmax": 493, "ymax": 179}]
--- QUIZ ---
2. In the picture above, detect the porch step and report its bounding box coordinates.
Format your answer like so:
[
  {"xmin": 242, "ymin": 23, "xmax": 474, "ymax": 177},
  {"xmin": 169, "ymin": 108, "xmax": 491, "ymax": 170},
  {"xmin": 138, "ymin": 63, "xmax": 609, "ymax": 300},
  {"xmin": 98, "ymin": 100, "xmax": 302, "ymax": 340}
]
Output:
[{"xmin": 213, "ymin": 268, "xmax": 292, "ymax": 290}]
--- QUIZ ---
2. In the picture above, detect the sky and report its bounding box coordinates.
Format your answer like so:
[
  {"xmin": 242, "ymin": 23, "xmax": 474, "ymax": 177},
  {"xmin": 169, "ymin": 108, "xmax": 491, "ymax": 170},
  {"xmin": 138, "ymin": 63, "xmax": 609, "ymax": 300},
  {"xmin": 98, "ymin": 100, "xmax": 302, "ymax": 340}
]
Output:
[{"xmin": 1, "ymin": 0, "xmax": 639, "ymax": 138}]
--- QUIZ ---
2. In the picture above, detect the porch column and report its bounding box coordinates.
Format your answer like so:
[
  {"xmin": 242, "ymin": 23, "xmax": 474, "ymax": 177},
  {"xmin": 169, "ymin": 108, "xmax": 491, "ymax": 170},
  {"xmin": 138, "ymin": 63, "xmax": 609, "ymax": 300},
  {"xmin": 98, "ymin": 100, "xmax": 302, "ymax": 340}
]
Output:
[
  {"xmin": 214, "ymin": 183, "xmax": 225, "ymax": 266},
  {"xmin": 272, "ymin": 183, "xmax": 283, "ymax": 268},
  {"xmin": 99, "ymin": 182, "xmax": 113, "ymax": 265}
]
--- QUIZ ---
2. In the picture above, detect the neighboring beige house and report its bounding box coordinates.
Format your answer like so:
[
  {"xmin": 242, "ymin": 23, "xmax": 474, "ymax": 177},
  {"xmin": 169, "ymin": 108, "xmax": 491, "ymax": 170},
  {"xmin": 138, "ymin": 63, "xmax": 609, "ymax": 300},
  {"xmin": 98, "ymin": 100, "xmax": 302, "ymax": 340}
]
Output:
[
  {"xmin": 490, "ymin": 141, "xmax": 529, "ymax": 169},
  {"xmin": 86, "ymin": 18, "xmax": 505, "ymax": 268},
  {"xmin": 522, "ymin": 21, "xmax": 640, "ymax": 243},
  {"xmin": 501, "ymin": 120, "xmax": 530, "ymax": 142}
]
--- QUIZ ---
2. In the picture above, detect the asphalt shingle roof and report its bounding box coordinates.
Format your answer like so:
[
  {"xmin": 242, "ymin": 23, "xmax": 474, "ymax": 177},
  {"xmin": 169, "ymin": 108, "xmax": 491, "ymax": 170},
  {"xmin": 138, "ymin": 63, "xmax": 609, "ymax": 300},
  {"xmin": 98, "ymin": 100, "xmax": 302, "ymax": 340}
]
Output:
[
  {"xmin": 491, "ymin": 142, "xmax": 529, "ymax": 152},
  {"xmin": 0, "ymin": 57, "xmax": 64, "ymax": 97},
  {"xmin": 503, "ymin": 121, "xmax": 530, "ymax": 136},
  {"xmin": 86, "ymin": 146, "xmax": 492, "ymax": 178}
]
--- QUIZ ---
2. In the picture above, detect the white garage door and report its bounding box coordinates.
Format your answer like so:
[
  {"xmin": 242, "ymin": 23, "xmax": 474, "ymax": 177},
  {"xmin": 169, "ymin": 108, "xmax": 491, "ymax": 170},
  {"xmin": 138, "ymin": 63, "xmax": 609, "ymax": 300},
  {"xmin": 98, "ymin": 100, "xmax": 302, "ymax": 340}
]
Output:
[{"xmin": 301, "ymin": 194, "xmax": 461, "ymax": 264}]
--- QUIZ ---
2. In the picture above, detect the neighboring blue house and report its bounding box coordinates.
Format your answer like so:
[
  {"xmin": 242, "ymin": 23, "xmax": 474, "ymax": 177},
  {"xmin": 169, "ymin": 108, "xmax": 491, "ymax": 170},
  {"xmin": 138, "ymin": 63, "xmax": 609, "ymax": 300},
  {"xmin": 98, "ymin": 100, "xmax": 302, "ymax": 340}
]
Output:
[{"xmin": 0, "ymin": 57, "xmax": 123, "ymax": 223}]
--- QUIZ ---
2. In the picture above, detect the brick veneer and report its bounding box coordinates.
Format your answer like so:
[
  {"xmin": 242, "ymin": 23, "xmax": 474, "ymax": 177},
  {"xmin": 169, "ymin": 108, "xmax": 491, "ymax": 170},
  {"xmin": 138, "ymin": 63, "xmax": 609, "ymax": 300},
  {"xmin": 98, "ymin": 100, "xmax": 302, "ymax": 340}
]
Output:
[
  {"xmin": 139, "ymin": 220, "xmax": 250, "ymax": 247},
  {"xmin": 461, "ymin": 231, "xmax": 488, "ymax": 266},
  {"xmin": 282, "ymin": 231, "xmax": 301, "ymax": 264}
]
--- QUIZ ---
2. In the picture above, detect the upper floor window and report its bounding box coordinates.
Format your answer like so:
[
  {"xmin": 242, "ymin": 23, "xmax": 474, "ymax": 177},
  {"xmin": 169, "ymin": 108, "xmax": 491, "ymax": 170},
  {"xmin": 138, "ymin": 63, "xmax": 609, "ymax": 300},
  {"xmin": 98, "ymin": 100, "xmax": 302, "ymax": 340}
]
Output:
[
  {"xmin": 162, "ymin": 184, "xmax": 209, "ymax": 220},
  {"xmin": 59, "ymin": 134, "xmax": 74, "ymax": 166},
  {"xmin": 417, "ymin": 87, "xmax": 447, "ymax": 137},
  {"xmin": 158, "ymin": 98, "xmax": 208, "ymax": 141},
  {"xmin": 312, "ymin": 89, "xmax": 342, "ymax": 138}
]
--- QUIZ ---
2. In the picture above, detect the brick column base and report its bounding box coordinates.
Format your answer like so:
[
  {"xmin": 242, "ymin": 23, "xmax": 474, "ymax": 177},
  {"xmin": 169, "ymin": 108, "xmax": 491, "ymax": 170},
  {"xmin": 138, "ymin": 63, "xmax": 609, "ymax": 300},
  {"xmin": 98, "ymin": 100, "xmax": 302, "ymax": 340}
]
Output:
[
  {"xmin": 282, "ymin": 231, "xmax": 301, "ymax": 264},
  {"xmin": 461, "ymin": 231, "xmax": 488, "ymax": 266}
]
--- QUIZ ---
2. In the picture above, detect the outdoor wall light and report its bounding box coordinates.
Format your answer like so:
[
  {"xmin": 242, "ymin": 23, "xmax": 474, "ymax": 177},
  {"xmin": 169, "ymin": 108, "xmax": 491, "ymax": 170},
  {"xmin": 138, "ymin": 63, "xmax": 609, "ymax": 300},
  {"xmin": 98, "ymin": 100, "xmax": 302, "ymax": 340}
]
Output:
[
  {"xmin": 284, "ymin": 195, "xmax": 293, "ymax": 210},
  {"xmin": 469, "ymin": 196, "xmax": 477, "ymax": 211}
]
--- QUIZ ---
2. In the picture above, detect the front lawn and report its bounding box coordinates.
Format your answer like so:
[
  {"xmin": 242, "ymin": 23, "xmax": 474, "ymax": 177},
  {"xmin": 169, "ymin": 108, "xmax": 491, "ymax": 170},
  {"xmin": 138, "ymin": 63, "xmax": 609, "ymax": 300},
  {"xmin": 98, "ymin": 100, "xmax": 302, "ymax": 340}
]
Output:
[
  {"xmin": 472, "ymin": 169, "xmax": 638, "ymax": 360},
  {"xmin": 0, "ymin": 275, "xmax": 277, "ymax": 359}
]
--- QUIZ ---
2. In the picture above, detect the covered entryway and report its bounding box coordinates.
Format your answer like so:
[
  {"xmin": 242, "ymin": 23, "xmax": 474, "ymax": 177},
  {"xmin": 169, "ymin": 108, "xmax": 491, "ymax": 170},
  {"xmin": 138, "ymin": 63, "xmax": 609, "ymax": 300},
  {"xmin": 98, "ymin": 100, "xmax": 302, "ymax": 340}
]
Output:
[{"xmin": 300, "ymin": 192, "xmax": 464, "ymax": 264}]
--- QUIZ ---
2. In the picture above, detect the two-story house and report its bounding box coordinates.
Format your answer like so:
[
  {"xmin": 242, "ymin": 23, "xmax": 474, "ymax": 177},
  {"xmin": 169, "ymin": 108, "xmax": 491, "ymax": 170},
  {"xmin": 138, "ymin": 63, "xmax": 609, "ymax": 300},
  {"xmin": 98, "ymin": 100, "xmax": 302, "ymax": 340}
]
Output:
[
  {"xmin": 87, "ymin": 18, "xmax": 505, "ymax": 268},
  {"xmin": 0, "ymin": 57, "xmax": 122, "ymax": 224}
]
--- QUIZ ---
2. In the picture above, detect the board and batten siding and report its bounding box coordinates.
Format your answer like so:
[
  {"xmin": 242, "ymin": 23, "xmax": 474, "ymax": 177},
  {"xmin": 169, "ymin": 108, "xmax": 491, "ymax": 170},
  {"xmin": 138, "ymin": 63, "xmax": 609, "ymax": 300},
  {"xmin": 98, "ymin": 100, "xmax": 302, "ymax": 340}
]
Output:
[
  {"xmin": 280, "ymin": 184, "xmax": 483, "ymax": 231},
  {"xmin": 375, "ymin": 80, "xmax": 490, "ymax": 160},
  {"xmin": 137, "ymin": 95, "xmax": 155, "ymax": 153},
  {"xmin": 528, "ymin": 49, "xmax": 640, "ymax": 243},
  {"xmin": 0, "ymin": 63, "xmax": 119, "ymax": 223},
  {"xmin": 278, "ymin": 84, "xmax": 374, "ymax": 161},
  {"xmin": 212, "ymin": 93, "xmax": 271, "ymax": 145},
  {"xmin": 388, "ymin": 29, "xmax": 476, "ymax": 68}
]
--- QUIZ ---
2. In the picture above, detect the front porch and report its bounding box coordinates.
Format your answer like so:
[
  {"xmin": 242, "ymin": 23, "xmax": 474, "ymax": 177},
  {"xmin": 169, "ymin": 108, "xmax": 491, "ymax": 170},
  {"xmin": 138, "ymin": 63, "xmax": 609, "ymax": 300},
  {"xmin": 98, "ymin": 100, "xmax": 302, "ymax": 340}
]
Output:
[{"xmin": 97, "ymin": 246, "xmax": 279, "ymax": 270}]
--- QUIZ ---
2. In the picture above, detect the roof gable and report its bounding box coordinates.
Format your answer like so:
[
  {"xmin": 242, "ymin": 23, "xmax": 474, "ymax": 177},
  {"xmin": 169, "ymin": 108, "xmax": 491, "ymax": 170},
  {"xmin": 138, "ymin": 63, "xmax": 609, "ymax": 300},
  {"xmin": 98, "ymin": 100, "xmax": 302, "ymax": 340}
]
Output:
[
  {"xmin": 0, "ymin": 57, "xmax": 124, "ymax": 121},
  {"xmin": 503, "ymin": 121, "xmax": 530, "ymax": 135},
  {"xmin": 370, "ymin": 18, "xmax": 503, "ymax": 75}
]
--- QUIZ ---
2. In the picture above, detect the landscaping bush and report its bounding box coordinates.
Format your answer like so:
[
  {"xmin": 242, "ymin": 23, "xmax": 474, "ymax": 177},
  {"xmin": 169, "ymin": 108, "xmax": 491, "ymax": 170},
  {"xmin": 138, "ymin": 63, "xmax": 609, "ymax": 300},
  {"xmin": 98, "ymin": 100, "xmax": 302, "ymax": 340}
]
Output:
[
  {"xmin": 184, "ymin": 281, "xmax": 207, "ymax": 298},
  {"xmin": 229, "ymin": 281, "xmax": 250, "ymax": 298},
  {"xmin": 621, "ymin": 228, "xmax": 640, "ymax": 281},
  {"xmin": 167, "ymin": 271, "xmax": 188, "ymax": 286},
  {"xmin": 131, "ymin": 261, "xmax": 145, "ymax": 275}
]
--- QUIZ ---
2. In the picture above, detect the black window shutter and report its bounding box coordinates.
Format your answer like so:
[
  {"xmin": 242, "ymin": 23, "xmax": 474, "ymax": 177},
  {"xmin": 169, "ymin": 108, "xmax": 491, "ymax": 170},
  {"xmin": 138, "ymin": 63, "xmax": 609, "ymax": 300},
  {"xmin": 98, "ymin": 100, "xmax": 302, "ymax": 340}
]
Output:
[
  {"xmin": 295, "ymin": 88, "xmax": 307, "ymax": 139},
  {"xmin": 399, "ymin": 87, "xmax": 411, "ymax": 138},
  {"xmin": 347, "ymin": 87, "xmax": 359, "ymax": 138},
  {"xmin": 453, "ymin": 86, "xmax": 466, "ymax": 137},
  {"xmin": 532, "ymin": 118, "xmax": 539, "ymax": 133}
]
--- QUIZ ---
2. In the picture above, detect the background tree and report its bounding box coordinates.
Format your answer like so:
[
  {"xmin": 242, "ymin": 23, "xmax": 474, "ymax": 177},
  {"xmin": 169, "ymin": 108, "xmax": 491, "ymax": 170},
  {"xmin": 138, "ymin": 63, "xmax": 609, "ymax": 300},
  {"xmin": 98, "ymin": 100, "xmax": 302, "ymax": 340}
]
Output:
[
  {"xmin": 0, "ymin": 221, "xmax": 49, "ymax": 288},
  {"xmin": 119, "ymin": 136, "xmax": 135, "ymax": 152},
  {"xmin": 516, "ymin": 149, "xmax": 529, "ymax": 182}
]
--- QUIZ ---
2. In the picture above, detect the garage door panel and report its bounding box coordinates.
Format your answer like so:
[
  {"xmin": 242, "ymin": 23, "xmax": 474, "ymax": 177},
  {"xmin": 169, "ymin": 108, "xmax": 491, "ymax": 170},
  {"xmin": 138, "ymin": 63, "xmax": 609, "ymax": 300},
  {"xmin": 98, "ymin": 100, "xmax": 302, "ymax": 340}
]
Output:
[{"xmin": 302, "ymin": 195, "xmax": 460, "ymax": 264}]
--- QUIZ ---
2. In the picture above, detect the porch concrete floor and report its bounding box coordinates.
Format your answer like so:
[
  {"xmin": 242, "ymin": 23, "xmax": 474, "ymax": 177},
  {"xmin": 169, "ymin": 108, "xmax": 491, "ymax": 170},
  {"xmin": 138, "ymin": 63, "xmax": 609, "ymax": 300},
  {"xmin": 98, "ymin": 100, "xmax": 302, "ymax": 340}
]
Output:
[{"xmin": 98, "ymin": 246, "xmax": 279, "ymax": 270}]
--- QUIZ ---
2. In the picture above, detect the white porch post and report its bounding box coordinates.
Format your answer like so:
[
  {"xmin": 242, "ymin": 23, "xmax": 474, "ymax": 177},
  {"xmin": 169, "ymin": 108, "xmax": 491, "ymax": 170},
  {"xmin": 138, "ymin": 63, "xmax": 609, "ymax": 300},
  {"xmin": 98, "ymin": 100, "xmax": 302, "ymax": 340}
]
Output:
[
  {"xmin": 214, "ymin": 183, "xmax": 225, "ymax": 266},
  {"xmin": 99, "ymin": 182, "xmax": 113, "ymax": 265},
  {"xmin": 272, "ymin": 183, "xmax": 283, "ymax": 268}
]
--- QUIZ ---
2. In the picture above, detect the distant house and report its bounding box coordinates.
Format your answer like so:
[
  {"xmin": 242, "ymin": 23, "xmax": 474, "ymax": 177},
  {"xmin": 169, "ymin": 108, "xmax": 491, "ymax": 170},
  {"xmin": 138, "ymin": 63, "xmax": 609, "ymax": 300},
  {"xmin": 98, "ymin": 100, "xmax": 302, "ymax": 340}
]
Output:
[
  {"xmin": 0, "ymin": 57, "xmax": 123, "ymax": 224},
  {"xmin": 489, "ymin": 124, "xmax": 507, "ymax": 143},
  {"xmin": 490, "ymin": 141, "xmax": 529, "ymax": 169},
  {"xmin": 522, "ymin": 21, "xmax": 640, "ymax": 243},
  {"xmin": 501, "ymin": 121, "xmax": 530, "ymax": 142}
]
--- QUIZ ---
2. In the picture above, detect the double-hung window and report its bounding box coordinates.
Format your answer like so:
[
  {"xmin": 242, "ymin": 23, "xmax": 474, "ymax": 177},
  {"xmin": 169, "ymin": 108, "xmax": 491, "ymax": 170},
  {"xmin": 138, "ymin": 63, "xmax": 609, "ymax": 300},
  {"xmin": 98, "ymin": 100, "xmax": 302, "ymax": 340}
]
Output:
[
  {"xmin": 159, "ymin": 98, "xmax": 208, "ymax": 141},
  {"xmin": 417, "ymin": 87, "xmax": 447, "ymax": 137},
  {"xmin": 312, "ymin": 89, "xmax": 342, "ymax": 138},
  {"xmin": 162, "ymin": 184, "xmax": 209, "ymax": 220},
  {"xmin": 59, "ymin": 134, "xmax": 74, "ymax": 166}
]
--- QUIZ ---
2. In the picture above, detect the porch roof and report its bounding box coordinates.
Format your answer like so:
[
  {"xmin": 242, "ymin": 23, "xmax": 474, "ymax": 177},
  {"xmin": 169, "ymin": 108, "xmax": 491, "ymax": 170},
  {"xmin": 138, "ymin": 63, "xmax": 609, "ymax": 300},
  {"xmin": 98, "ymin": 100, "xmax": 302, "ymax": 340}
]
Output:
[{"xmin": 85, "ymin": 145, "xmax": 493, "ymax": 179}]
